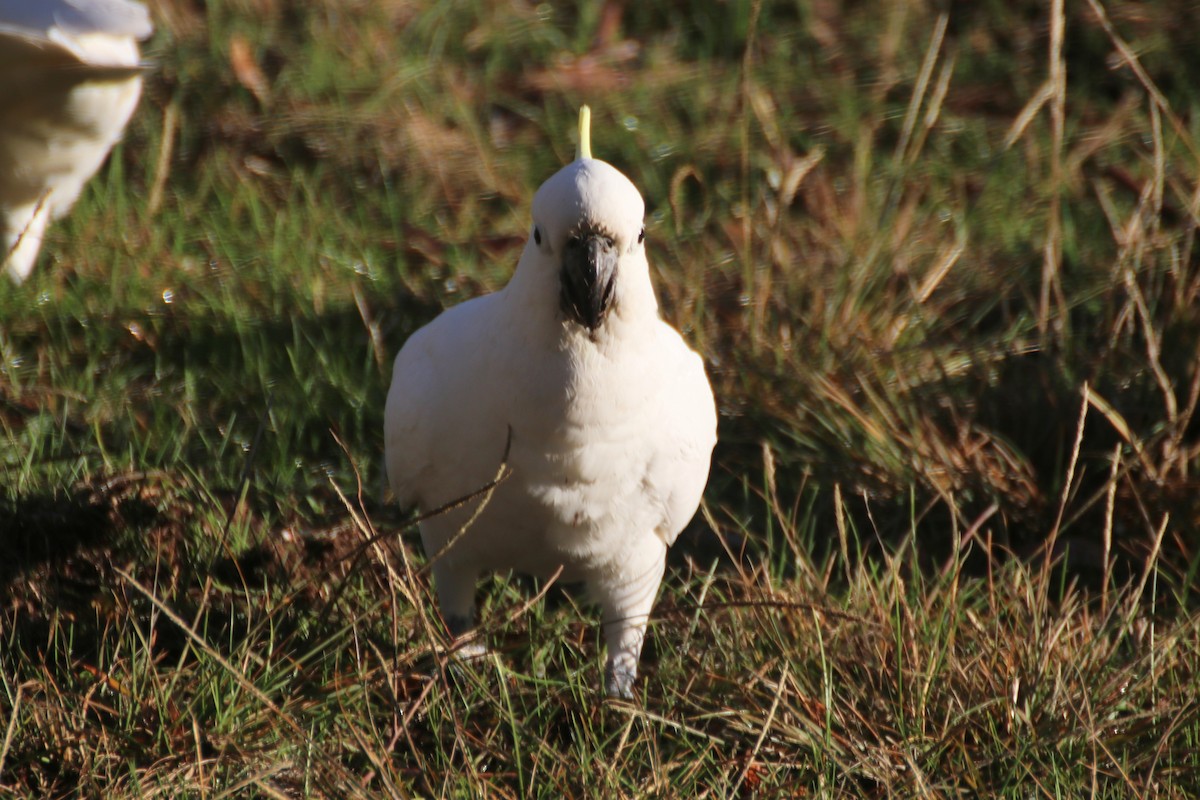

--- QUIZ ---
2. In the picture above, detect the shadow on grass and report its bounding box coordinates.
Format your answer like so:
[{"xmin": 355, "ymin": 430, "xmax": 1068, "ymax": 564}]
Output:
[
  {"xmin": 0, "ymin": 482, "xmax": 159, "ymax": 601},
  {"xmin": 0, "ymin": 473, "xmax": 408, "ymax": 794}
]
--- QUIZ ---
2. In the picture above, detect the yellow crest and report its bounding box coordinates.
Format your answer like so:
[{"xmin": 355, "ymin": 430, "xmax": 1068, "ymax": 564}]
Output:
[{"xmin": 576, "ymin": 105, "xmax": 592, "ymax": 160}]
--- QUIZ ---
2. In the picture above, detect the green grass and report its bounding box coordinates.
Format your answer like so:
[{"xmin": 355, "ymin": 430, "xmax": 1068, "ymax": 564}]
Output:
[{"xmin": 3, "ymin": 0, "xmax": 1200, "ymax": 796}]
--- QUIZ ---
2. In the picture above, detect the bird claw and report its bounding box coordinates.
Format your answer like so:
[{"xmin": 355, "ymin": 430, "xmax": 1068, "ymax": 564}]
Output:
[
  {"xmin": 450, "ymin": 637, "xmax": 490, "ymax": 661},
  {"xmin": 441, "ymin": 612, "xmax": 489, "ymax": 661},
  {"xmin": 604, "ymin": 663, "xmax": 637, "ymax": 700}
]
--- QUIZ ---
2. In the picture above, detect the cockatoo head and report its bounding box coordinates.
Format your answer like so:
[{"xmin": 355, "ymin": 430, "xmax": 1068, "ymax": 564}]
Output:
[{"xmin": 529, "ymin": 107, "xmax": 646, "ymax": 332}]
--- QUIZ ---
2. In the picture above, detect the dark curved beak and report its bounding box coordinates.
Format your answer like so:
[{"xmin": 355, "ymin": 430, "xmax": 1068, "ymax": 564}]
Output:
[{"xmin": 560, "ymin": 231, "xmax": 618, "ymax": 331}]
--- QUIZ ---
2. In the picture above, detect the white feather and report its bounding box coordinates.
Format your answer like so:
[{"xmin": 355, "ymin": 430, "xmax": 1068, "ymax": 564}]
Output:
[
  {"xmin": 385, "ymin": 154, "xmax": 717, "ymax": 697},
  {"xmin": 0, "ymin": 0, "xmax": 151, "ymax": 282}
]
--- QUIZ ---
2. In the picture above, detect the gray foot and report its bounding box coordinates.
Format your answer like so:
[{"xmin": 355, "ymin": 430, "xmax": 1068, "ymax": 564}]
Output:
[
  {"xmin": 444, "ymin": 613, "xmax": 488, "ymax": 659},
  {"xmin": 604, "ymin": 661, "xmax": 637, "ymax": 699}
]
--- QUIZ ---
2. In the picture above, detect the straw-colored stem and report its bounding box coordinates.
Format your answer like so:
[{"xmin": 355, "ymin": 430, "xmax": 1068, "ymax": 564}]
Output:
[{"xmin": 577, "ymin": 105, "xmax": 592, "ymax": 160}]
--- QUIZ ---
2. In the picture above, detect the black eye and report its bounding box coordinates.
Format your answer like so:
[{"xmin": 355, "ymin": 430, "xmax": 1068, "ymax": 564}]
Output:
[
  {"xmin": 534, "ymin": 227, "xmax": 542, "ymax": 245},
  {"xmin": 638, "ymin": 228, "xmax": 645, "ymax": 244}
]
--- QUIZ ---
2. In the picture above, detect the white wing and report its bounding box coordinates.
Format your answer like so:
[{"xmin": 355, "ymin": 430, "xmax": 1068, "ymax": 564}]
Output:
[
  {"xmin": 384, "ymin": 322, "xmax": 441, "ymax": 509},
  {"xmin": 384, "ymin": 294, "xmax": 511, "ymax": 510},
  {"xmin": 646, "ymin": 326, "xmax": 717, "ymax": 546}
]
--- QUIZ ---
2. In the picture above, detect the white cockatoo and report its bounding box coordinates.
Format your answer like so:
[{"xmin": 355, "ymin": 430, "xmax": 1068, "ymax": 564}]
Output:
[
  {"xmin": 0, "ymin": 0, "xmax": 152, "ymax": 282},
  {"xmin": 385, "ymin": 107, "xmax": 717, "ymax": 698}
]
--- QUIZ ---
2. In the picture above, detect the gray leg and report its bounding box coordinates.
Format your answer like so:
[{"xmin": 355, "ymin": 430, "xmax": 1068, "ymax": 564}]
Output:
[
  {"xmin": 594, "ymin": 541, "xmax": 667, "ymax": 699},
  {"xmin": 432, "ymin": 562, "xmax": 487, "ymax": 658}
]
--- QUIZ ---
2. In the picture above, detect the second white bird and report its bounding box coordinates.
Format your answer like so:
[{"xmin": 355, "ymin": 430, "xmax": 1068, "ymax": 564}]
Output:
[
  {"xmin": 385, "ymin": 107, "xmax": 717, "ymax": 698},
  {"xmin": 0, "ymin": 0, "xmax": 152, "ymax": 282}
]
